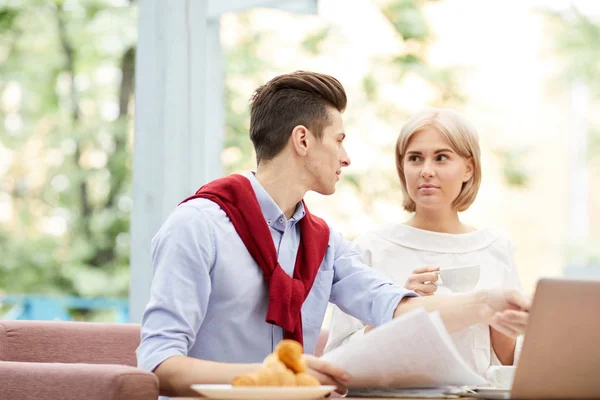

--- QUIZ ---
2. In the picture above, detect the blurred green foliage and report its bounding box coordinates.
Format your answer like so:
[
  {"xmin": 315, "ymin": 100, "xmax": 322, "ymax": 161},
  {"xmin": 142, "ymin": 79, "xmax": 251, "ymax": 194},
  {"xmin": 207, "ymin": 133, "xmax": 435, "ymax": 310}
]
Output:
[
  {"xmin": 0, "ymin": 0, "xmax": 462, "ymax": 301},
  {"xmin": 494, "ymin": 148, "xmax": 531, "ymax": 188},
  {"xmin": 545, "ymin": 7, "xmax": 600, "ymax": 162},
  {"xmin": 0, "ymin": 0, "xmax": 136, "ymax": 297},
  {"xmin": 301, "ymin": 26, "xmax": 332, "ymax": 55},
  {"xmin": 544, "ymin": 7, "xmax": 600, "ymax": 267},
  {"xmin": 493, "ymin": 7, "xmax": 600, "ymax": 188},
  {"xmin": 546, "ymin": 7, "xmax": 600, "ymax": 97}
]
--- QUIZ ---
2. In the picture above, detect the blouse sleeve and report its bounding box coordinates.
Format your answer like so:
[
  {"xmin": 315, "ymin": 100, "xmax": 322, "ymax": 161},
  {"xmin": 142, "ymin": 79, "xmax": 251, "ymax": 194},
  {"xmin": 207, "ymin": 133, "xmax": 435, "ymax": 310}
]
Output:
[{"xmin": 490, "ymin": 237, "xmax": 526, "ymax": 367}]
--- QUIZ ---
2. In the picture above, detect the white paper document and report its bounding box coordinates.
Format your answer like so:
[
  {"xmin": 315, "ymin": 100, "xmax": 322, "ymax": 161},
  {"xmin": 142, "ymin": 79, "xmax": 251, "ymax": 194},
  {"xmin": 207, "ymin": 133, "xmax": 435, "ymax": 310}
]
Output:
[
  {"xmin": 321, "ymin": 308, "xmax": 488, "ymax": 388},
  {"xmin": 348, "ymin": 386, "xmax": 462, "ymax": 398}
]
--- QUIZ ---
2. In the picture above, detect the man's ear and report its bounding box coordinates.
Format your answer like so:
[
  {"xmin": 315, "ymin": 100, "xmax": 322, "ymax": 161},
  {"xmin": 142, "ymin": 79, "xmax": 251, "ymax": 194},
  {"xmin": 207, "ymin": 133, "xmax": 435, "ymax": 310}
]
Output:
[
  {"xmin": 290, "ymin": 125, "xmax": 310, "ymax": 156},
  {"xmin": 463, "ymin": 157, "xmax": 474, "ymax": 182}
]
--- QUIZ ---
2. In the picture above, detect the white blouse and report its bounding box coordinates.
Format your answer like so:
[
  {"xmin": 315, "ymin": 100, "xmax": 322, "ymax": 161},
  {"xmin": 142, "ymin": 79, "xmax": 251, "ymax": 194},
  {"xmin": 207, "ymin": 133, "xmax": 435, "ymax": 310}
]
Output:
[{"xmin": 324, "ymin": 223, "xmax": 523, "ymax": 377}]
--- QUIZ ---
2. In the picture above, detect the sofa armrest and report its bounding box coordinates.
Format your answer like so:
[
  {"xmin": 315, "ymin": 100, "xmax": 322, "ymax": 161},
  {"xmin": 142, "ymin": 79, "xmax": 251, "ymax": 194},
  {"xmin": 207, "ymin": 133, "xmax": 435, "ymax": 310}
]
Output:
[{"xmin": 0, "ymin": 361, "xmax": 158, "ymax": 400}]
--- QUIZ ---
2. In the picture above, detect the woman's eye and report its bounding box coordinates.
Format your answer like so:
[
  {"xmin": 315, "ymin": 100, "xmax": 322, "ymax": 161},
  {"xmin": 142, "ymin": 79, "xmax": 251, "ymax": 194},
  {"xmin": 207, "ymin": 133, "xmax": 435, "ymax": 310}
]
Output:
[
  {"xmin": 408, "ymin": 155, "xmax": 421, "ymax": 162},
  {"xmin": 437, "ymin": 154, "xmax": 449, "ymax": 161}
]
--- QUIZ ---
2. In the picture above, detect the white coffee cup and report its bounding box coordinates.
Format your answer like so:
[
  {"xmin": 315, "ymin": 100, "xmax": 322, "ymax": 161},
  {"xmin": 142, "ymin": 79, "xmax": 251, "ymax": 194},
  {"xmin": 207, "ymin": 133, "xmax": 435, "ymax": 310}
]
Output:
[
  {"xmin": 434, "ymin": 264, "xmax": 481, "ymax": 293},
  {"xmin": 486, "ymin": 366, "xmax": 516, "ymax": 388}
]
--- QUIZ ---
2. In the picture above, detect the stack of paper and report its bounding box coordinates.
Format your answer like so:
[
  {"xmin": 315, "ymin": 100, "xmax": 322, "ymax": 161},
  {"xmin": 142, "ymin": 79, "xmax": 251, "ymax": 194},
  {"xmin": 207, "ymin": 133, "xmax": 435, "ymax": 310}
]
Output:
[
  {"xmin": 321, "ymin": 308, "xmax": 488, "ymax": 388},
  {"xmin": 348, "ymin": 386, "xmax": 464, "ymax": 398}
]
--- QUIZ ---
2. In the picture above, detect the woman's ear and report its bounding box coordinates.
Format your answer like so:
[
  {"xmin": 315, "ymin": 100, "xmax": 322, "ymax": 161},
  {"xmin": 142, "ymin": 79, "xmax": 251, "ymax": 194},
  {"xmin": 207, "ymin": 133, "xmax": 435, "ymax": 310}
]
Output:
[{"xmin": 463, "ymin": 157, "xmax": 474, "ymax": 182}]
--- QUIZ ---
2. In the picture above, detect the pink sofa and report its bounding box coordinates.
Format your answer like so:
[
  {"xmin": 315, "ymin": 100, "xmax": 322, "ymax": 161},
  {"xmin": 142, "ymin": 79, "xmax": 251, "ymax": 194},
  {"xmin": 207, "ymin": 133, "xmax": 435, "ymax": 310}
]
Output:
[{"xmin": 0, "ymin": 320, "xmax": 158, "ymax": 400}]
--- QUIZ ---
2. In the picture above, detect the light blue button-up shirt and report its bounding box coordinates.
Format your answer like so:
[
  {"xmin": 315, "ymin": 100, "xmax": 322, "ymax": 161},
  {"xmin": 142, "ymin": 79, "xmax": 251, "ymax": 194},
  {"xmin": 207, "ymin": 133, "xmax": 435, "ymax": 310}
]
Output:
[{"xmin": 137, "ymin": 172, "xmax": 415, "ymax": 373}]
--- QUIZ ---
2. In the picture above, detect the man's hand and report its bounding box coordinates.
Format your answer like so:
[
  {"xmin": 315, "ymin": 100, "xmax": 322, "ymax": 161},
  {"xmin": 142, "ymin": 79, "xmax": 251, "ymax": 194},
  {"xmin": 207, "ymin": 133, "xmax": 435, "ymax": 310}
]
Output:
[
  {"xmin": 393, "ymin": 287, "xmax": 531, "ymax": 335},
  {"xmin": 404, "ymin": 266, "xmax": 440, "ymax": 296},
  {"xmin": 303, "ymin": 354, "xmax": 350, "ymax": 395},
  {"xmin": 478, "ymin": 289, "xmax": 531, "ymax": 338}
]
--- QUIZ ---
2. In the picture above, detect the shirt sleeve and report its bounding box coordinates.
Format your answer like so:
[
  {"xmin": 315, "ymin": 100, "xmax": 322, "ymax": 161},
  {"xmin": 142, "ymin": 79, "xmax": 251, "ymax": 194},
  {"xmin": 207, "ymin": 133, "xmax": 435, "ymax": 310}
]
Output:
[
  {"xmin": 324, "ymin": 241, "xmax": 371, "ymax": 353},
  {"xmin": 136, "ymin": 204, "xmax": 216, "ymax": 372},
  {"xmin": 328, "ymin": 230, "xmax": 417, "ymax": 337}
]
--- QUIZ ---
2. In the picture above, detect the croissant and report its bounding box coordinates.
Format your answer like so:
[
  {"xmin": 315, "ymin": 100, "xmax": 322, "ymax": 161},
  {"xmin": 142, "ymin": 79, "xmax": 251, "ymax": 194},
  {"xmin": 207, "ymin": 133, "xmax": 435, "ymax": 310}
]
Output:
[
  {"xmin": 232, "ymin": 372, "xmax": 260, "ymax": 386},
  {"xmin": 275, "ymin": 367, "xmax": 298, "ymax": 386},
  {"xmin": 232, "ymin": 339, "xmax": 317, "ymax": 387},
  {"xmin": 263, "ymin": 354, "xmax": 287, "ymax": 371},
  {"xmin": 296, "ymin": 372, "xmax": 320, "ymax": 387},
  {"xmin": 233, "ymin": 365, "xmax": 298, "ymax": 387},
  {"xmin": 276, "ymin": 339, "xmax": 307, "ymax": 373},
  {"xmin": 256, "ymin": 367, "xmax": 279, "ymax": 386}
]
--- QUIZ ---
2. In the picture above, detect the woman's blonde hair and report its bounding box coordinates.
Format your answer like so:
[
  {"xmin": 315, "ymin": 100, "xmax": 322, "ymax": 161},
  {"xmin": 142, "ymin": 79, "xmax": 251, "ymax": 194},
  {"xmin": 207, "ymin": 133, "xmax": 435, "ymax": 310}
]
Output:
[{"xmin": 395, "ymin": 108, "xmax": 482, "ymax": 212}]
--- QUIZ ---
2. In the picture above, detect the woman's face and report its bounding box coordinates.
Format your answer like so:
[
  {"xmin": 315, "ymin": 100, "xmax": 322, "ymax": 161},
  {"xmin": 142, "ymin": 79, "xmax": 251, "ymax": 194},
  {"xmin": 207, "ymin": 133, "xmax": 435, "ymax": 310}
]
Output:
[{"xmin": 403, "ymin": 128, "xmax": 473, "ymax": 212}]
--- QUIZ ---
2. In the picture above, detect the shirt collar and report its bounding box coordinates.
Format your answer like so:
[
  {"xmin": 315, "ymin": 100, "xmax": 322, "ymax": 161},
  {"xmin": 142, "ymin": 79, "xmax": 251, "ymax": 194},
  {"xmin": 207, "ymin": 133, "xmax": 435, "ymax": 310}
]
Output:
[
  {"xmin": 245, "ymin": 172, "xmax": 306, "ymax": 228},
  {"xmin": 369, "ymin": 223, "xmax": 500, "ymax": 253}
]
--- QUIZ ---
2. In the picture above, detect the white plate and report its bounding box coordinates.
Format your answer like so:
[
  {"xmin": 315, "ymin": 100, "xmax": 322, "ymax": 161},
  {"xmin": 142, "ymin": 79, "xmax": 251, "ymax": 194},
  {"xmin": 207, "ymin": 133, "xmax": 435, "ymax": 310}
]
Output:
[{"xmin": 190, "ymin": 384, "xmax": 336, "ymax": 400}]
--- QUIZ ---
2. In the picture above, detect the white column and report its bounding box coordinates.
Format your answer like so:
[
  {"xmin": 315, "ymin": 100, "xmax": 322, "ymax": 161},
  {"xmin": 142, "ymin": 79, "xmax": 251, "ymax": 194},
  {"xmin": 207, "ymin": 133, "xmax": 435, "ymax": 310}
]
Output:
[
  {"xmin": 192, "ymin": 16, "xmax": 224, "ymax": 185},
  {"xmin": 207, "ymin": 0, "xmax": 317, "ymax": 18},
  {"xmin": 130, "ymin": 0, "xmax": 318, "ymax": 323},
  {"xmin": 567, "ymin": 81, "xmax": 590, "ymax": 268},
  {"xmin": 130, "ymin": 0, "xmax": 213, "ymax": 322}
]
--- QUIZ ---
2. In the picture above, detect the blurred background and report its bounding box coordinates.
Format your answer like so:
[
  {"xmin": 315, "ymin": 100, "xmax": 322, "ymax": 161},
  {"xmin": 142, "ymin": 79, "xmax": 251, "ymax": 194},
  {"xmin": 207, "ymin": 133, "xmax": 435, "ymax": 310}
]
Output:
[{"xmin": 0, "ymin": 0, "xmax": 599, "ymax": 322}]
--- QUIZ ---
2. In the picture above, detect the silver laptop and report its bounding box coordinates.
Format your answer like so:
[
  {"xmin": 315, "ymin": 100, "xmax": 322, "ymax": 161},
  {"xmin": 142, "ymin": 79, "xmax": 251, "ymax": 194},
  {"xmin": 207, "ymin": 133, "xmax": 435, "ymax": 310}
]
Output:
[{"xmin": 455, "ymin": 278, "xmax": 600, "ymax": 399}]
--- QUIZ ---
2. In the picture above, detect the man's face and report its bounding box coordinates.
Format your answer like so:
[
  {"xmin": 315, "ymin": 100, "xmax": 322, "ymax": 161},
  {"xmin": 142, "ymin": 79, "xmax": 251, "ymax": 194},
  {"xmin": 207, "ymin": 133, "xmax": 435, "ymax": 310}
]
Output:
[{"xmin": 305, "ymin": 108, "xmax": 351, "ymax": 195}]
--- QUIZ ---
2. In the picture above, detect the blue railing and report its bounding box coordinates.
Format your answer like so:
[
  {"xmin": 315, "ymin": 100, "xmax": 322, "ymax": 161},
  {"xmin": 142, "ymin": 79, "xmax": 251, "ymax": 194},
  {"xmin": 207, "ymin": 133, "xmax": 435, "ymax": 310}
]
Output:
[{"xmin": 0, "ymin": 294, "xmax": 129, "ymax": 322}]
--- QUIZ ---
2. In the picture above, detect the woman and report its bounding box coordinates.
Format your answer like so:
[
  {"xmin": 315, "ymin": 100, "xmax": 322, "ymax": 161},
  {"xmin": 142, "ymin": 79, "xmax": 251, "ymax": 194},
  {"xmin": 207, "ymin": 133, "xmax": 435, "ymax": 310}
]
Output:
[{"xmin": 324, "ymin": 108, "xmax": 524, "ymax": 377}]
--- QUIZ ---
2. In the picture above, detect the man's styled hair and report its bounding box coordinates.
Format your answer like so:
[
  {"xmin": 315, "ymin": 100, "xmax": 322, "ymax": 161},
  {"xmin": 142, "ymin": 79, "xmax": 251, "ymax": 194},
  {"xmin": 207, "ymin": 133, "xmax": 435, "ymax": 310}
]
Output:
[
  {"xmin": 249, "ymin": 71, "xmax": 347, "ymax": 164},
  {"xmin": 395, "ymin": 108, "xmax": 482, "ymax": 212}
]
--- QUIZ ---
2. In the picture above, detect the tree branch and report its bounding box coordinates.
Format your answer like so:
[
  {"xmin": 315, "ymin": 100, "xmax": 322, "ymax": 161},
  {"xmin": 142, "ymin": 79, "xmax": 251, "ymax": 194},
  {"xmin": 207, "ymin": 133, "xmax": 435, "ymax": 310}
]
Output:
[
  {"xmin": 88, "ymin": 46, "xmax": 135, "ymax": 267},
  {"xmin": 55, "ymin": 3, "xmax": 92, "ymax": 233},
  {"xmin": 105, "ymin": 46, "xmax": 135, "ymax": 209}
]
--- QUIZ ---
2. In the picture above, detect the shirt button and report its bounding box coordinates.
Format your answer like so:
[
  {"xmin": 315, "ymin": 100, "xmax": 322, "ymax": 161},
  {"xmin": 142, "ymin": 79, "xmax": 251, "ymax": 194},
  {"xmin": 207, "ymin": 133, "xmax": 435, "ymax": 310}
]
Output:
[
  {"xmin": 279, "ymin": 218, "xmax": 284, "ymax": 223},
  {"xmin": 267, "ymin": 220, "xmax": 272, "ymax": 225}
]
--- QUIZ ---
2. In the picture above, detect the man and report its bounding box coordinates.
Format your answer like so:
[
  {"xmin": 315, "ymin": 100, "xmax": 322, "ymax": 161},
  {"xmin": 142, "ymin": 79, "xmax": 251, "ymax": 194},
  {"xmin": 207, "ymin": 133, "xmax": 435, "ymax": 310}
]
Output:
[{"xmin": 137, "ymin": 71, "xmax": 530, "ymax": 397}]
